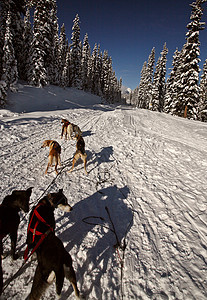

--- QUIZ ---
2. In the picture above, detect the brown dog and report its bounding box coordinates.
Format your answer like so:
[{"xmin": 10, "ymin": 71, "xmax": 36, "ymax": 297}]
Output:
[
  {"xmin": 68, "ymin": 134, "xmax": 88, "ymax": 174},
  {"xmin": 41, "ymin": 140, "xmax": 61, "ymax": 175},
  {"xmin": 61, "ymin": 119, "xmax": 82, "ymax": 140},
  {"xmin": 67, "ymin": 123, "xmax": 82, "ymax": 140},
  {"xmin": 61, "ymin": 119, "xmax": 70, "ymax": 140},
  {"xmin": 0, "ymin": 187, "xmax": 33, "ymax": 295}
]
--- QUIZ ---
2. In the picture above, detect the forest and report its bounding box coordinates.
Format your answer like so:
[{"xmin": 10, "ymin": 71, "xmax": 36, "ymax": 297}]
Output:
[
  {"xmin": 0, "ymin": 0, "xmax": 121, "ymax": 107},
  {"xmin": 0, "ymin": 0, "xmax": 207, "ymax": 121}
]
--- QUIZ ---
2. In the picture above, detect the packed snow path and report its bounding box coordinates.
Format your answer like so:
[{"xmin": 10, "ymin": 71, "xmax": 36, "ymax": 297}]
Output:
[{"xmin": 0, "ymin": 102, "xmax": 207, "ymax": 299}]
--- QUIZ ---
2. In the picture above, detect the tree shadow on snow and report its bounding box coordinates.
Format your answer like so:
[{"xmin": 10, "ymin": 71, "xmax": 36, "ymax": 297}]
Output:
[{"xmin": 56, "ymin": 185, "xmax": 133, "ymax": 299}]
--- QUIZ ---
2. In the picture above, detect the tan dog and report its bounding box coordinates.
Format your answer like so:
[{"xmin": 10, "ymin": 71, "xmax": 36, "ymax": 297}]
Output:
[
  {"xmin": 68, "ymin": 134, "xmax": 87, "ymax": 174},
  {"xmin": 41, "ymin": 140, "xmax": 61, "ymax": 175},
  {"xmin": 61, "ymin": 119, "xmax": 70, "ymax": 140},
  {"xmin": 67, "ymin": 123, "xmax": 82, "ymax": 140},
  {"xmin": 61, "ymin": 119, "xmax": 82, "ymax": 140}
]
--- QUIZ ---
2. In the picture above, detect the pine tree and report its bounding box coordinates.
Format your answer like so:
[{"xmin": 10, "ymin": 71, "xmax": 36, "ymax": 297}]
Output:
[
  {"xmin": 59, "ymin": 24, "xmax": 68, "ymax": 86},
  {"xmin": 199, "ymin": 59, "xmax": 207, "ymax": 121},
  {"xmin": 1, "ymin": 10, "xmax": 18, "ymax": 91},
  {"xmin": 145, "ymin": 47, "xmax": 155, "ymax": 109},
  {"xmin": 0, "ymin": 80, "xmax": 7, "ymax": 106},
  {"xmin": 164, "ymin": 49, "xmax": 181, "ymax": 114},
  {"xmin": 30, "ymin": 0, "xmax": 51, "ymax": 86},
  {"xmin": 61, "ymin": 48, "xmax": 70, "ymax": 88},
  {"xmin": 137, "ymin": 61, "xmax": 147, "ymax": 108},
  {"xmin": 102, "ymin": 50, "xmax": 111, "ymax": 101},
  {"xmin": 95, "ymin": 45, "xmax": 103, "ymax": 96},
  {"xmin": 151, "ymin": 43, "xmax": 168, "ymax": 111},
  {"xmin": 47, "ymin": 0, "xmax": 59, "ymax": 85},
  {"xmin": 130, "ymin": 87, "xmax": 139, "ymax": 106},
  {"xmin": 90, "ymin": 44, "xmax": 98, "ymax": 94},
  {"xmin": 178, "ymin": 0, "xmax": 206, "ymax": 119},
  {"xmin": 81, "ymin": 33, "xmax": 91, "ymax": 91},
  {"xmin": 70, "ymin": 14, "xmax": 82, "ymax": 88},
  {"xmin": 0, "ymin": 0, "xmax": 25, "ymax": 79},
  {"xmin": 10, "ymin": 2, "xmax": 25, "ymax": 80},
  {"xmin": 22, "ymin": 6, "xmax": 34, "ymax": 82}
]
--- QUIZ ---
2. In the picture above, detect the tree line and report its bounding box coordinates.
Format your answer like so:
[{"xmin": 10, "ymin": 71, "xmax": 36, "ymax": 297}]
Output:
[
  {"xmin": 0, "ymin": 0, "xmax": 122, "ymax": 107},
  {"xmin": 130, "ymin": 0, "xmax": 207, "ymax": 122}
]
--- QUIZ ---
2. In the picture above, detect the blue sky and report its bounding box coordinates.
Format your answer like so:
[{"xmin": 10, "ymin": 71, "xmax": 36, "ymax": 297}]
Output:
[{"xmin": 56, "ymin": 0, "xmax": 207, "ymax": 90}]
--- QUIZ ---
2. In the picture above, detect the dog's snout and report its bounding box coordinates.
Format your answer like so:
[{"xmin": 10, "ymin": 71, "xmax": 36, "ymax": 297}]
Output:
[{"xmin": 58, "ymin": 204, "xmax": 73, "ymax": 212}]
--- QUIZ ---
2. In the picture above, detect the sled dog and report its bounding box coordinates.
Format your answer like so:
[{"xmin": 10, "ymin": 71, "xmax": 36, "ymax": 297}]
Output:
[
  {"xmin": 61, "ymin": 119, "xmax": 70, "ymax": 140},
  {"xmin": 67, "ymin": 123, "xmax": 82, "ymax": 140},
  {"xmin": 0, "ymin": 187, "xmax": 33, "ymax": 295},
  {"xmin": 26, "ymin": 189, "xmax": 72, "ymax": 251},
  {"xmin": 41, "ymin": 140, "xmax": 61, "ymax": 175},
  {"xmin": 28, "ymin": 232, "xmax": 80, "ymax": 300},
  {"xmin": 68, "ymin": 134, "xmax": 88, "ymax": 174},
  {"xmin": 61, "ymin": 119, "xmax": 82, "ymax": 140},
  {"xmin": 25, "ymin": 189, "xmax": 80, "ymax": 299}
]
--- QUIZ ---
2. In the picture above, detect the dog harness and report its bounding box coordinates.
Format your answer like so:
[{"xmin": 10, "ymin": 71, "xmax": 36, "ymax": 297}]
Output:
[{"xmin": 24, "ymin": 203, "xmax": 53, "ymax": 261}]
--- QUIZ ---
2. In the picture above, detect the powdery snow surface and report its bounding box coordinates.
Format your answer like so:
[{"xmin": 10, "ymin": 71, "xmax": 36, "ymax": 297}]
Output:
[{"xmin": 0, "ymin": 84, "xmax": 207, "ymax": 300}]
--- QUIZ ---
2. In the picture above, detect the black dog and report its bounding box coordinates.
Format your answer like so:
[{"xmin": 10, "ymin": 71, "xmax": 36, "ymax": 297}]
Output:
[
  {"xmin": 0, "ymin": 187, "xmax": 33, "ymax": 295},
  {"xmin": 25, "ymin": 189, "xmax": 80, "ymax": 299},
  {"xmin": 29, "ymin": 232, "xmax": 80, "ymax": 299}
]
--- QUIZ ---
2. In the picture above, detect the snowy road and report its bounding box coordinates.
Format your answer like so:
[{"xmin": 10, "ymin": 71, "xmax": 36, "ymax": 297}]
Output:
[{"xmin": 0, "ymin": 87, "xmax": 207, "ymax": 299}]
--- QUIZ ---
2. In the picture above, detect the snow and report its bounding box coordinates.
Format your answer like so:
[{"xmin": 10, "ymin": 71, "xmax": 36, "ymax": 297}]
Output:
[{"xmin": 0, "ymin": 84, "xmax": 207, "ymax": 300}]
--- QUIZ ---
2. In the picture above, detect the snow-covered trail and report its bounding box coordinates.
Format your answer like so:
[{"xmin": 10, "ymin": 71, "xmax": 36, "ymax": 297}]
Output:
[{"xmin": 0, "ymin": 103, "xmax": 207, "ymax": 300}]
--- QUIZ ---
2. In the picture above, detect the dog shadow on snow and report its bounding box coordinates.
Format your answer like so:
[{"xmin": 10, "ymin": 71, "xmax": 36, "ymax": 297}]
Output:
[
  {"xmin": 86, "ymin": 146, "xmax": 114, "ymax": 172},
  {"xmin": 56, "ymin": 185, "xmax": 133, "ymax": 299}
]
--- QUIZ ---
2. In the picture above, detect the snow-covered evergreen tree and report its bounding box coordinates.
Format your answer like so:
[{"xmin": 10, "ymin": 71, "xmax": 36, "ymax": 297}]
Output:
[
  {"xmin": 59, "ymin": 24, "xmax": 68, "ymax": 86},
  {"xmin": 178, "ymin": 0, "xmax": 206, "ymax": 119},
  {"xmin": 47, "ymin": 0, "xmax": 59, "ymax": 85},
  {"xmin": 95, "ymin": 45, "xmax": 103, "ymax": 96},
  {"xmin": 22, "ymin": 5, "xmax": 34, "ymax": 82},
  {"xmin": 0, "ymin": 80, "xmax": 7, "ymax": 106},
  {"xmin": 61, "ymin": 48, "xmax": 70, "ymax": 88},
  {"xmin": 30, "ymin": 0, "xmax": 51, "ymax": 86},
  {"xmin": 1, "ymin": 10, "xmax": 18, "ymax": 91},
  {"xmin": 164, "ymin": 49, "xmax": 181, "ymax": 114},
  {"xmin": 145, "ymin": 47, "xmax": 155, "ymax": 109},
  {"xmin": 199, "ymin": 59, "xmax": 207, "ymax": 121},
  {"xmin": 89, "ymin": 44, "xmax": 100, "ymax": 95},
  {"xmin": 130, "ymin": 87, "xmax": 138, "ymax": 106},
  {"xmin": 70, "ymin": 14, "xmax": 82, "ymax": 88},
  {"xmin": 101, "ymin": 50, "xmax": 111, "ymax": 101},
  {"xmin": 151, "ymin": 43, "xmax": 168, "ymax": 111},
  {"xmin": 81, "ymin": 33, "xmax": 91, "ymax": 91},
  {"xmin": 136, "ymin": 48, "xmax": 155, "ymax": 109},
  {"xmin": 0, "ymin": 0, "xmax": 25, "ymax": 79},
  {"xmin": 137, "ymin": 61, "xmax": 147, "ymax": 108}
]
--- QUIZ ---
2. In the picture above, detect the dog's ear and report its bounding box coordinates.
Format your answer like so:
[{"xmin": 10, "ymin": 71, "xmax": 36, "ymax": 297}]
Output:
[
  {"xmin": 27, "ymin": 187, "xmax": 33, "ymax": 195},
  {"xmin": 47, "ymin": 193, "xmax": 52, "ymax": 200}
]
